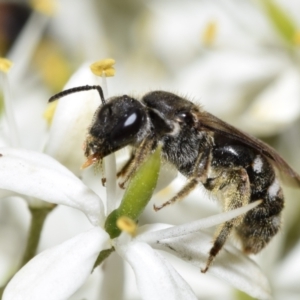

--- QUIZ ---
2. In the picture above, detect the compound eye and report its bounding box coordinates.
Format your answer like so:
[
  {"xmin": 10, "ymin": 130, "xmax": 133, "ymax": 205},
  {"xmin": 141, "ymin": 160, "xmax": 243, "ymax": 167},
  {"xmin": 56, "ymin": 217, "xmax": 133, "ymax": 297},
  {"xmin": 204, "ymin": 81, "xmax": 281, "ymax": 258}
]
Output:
[
  {"xmin": 176, "ymin": 111, "xmax": 194, "ymax": 125},
  {"xmin": 111, "ymin": 110, "xmax": 145, "ymax": 143}
]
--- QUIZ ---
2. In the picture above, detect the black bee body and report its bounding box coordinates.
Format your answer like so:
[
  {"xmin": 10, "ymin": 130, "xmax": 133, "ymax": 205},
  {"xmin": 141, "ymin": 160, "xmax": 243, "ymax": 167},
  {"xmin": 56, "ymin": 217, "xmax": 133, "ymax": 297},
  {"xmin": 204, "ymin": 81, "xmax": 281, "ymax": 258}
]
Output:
[
  {"xmin": 49, "ymin": 86, "xmax": 299, "ymax": 273},
  {"xmin": 147, "ymin": 94, "xmax": 284, "ymax": 260}
]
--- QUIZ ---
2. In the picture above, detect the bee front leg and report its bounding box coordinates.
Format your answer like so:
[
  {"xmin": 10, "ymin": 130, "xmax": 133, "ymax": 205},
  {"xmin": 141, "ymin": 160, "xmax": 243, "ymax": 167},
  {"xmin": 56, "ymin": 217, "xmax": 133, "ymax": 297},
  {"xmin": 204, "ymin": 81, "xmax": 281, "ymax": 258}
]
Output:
[
  {"xmin": 201, "ymin": 168, "xmax": 251, "ymax": 273},
  {"xmin": 117, "ymin": 137, "xmax": 156, "ymax": 189},
  {"xmin": 116, "ymin": 152, "xmax": 135, "ymax": 179}
]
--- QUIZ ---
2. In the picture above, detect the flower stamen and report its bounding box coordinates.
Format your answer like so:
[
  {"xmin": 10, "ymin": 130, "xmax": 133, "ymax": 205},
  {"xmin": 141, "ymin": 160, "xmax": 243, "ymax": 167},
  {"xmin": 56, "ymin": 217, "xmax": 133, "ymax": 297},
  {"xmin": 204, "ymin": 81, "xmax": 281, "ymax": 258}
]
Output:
[
  {"xmin": 90, "ymin": 59, "xmax": 116, "ymax": 77},
  {"xmin": 293, "ymin": 31, "xmax": 300, "ymax": 45},
  {"xmin": 117, "ymin": 216, "xmax": 137, "ymax": 237},
  {"xmin": 0, "ymin": 58, "xmax": 13, "ymax": 73},
  {"xmin": 30, "ymin": 0, "xmax": 57, "ymax": 16},
  {"xmin": 202, "ymin": 21, "xmax": 218, "ymax": 46},
  {"xmin": 0, "ymin": 59, "xmax": 20, "ymax": 147},
  {"xmin": 138, "ymin": 200, "xmax": 262, "ymax": 244},
  {"xmin": 43, "ymin": 101, "xmax": 58, "ymax": 125}
]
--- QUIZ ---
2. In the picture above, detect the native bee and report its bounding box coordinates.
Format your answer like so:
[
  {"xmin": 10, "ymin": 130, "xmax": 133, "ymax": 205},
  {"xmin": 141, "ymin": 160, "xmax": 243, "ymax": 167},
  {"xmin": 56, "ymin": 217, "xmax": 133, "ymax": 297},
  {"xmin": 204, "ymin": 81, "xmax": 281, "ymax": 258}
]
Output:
[{"xmin": 49, "ymin": 85, "xmax": 300, "ymax": 272}]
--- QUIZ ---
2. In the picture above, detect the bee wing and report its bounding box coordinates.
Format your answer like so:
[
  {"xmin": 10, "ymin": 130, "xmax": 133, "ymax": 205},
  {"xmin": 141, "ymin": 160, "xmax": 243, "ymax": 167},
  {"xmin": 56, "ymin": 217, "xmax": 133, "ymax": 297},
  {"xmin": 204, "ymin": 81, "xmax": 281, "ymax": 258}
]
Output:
[{"xmin": 196, "ymin": 111, "xmax": 300, "ymax": 187}]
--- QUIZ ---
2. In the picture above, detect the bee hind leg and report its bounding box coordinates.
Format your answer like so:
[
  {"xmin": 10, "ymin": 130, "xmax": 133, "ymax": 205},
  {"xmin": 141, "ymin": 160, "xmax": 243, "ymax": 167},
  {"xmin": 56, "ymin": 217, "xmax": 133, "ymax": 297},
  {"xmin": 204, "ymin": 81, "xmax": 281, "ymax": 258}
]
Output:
[{"xmin": 202, "ymin": 168, "xmax": 251, "ymax": 273}]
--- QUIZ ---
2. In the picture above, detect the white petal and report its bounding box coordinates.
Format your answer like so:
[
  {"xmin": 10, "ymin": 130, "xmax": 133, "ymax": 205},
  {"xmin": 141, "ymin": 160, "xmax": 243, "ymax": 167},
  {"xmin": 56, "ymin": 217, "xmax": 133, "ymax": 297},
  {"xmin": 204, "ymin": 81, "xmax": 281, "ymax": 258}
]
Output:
[
  {"xmin": 151, "ymin": 231, "xmax": 271, "ymax": 300},
  {"xmin": 275, "ymin": 239, "xmax": 300, "ymax": 291},
  {"xmin": 137, "ymin": 220, "xmax": 270, "ymax": 299},
  {"xmin": 177, "ymin": 50, "xmax": 287, "ymax": 119},
  {"xmin": 3, "ymin": 227, "xmax": 110, "ymax": 300},
  {"xmin": 154, "ymin": 164, "xmax": 178, "ymax": 194},
  {"xmin": 0, "ymin": 190, "xmax": 14, "ymax": 199},
  {"xmin": 138, "ymin": 200, "xmax": 261, "ymax": 243},
  {"xmin": 117, "ymin": 241, "xmax": 198, "ymax": 300},
  {"xmin": 98, "ymin": 252, "xmax": 125, "ymax": 300},
  {"xmin": 45, "ymin": 64, "xmax": 100, "ymax": 175},
  {"xmin": 243, "ymin": 67, "xmax": 300, "ymax": 135},
  {"xmin": 0, "ymin": 148, "xmax": 104, "ymax": 225}
]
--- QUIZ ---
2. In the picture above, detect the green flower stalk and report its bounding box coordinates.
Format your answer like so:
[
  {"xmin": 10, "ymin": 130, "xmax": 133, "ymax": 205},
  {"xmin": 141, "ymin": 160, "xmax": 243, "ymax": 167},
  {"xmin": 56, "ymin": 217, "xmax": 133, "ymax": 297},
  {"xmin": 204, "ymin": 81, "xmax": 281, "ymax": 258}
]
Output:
[{"xmin": 105, "ymin": 146, "xmax": 161, "ymax": 238}]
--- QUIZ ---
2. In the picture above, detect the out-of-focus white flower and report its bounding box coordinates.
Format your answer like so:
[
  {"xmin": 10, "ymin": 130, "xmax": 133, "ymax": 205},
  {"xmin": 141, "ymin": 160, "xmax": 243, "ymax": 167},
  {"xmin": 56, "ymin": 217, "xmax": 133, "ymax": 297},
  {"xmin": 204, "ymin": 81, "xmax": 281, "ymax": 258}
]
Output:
[
  {"xmin": 273, "ymin": 238, "xmax": 300, "ymax": 300},
  {"xmin": 146, "ymin": 0, "xmax": 300, "ymax": 136}
]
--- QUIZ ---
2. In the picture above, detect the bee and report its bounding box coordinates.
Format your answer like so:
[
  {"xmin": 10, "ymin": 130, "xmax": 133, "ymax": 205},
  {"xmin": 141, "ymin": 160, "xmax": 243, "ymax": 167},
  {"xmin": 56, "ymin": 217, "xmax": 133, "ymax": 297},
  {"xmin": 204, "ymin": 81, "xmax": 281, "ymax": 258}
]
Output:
[{"xmin": 49, "ymin": 85, "xmax": 300, "ymax": 273}]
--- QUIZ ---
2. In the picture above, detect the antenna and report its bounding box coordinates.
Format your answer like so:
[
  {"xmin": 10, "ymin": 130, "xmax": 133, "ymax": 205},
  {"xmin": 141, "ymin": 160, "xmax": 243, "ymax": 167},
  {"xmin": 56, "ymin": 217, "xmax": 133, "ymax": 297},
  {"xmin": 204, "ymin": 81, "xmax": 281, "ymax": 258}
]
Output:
[{"xmin": 48, "ymin": 85, "xmax": 106, "ymax": 105}]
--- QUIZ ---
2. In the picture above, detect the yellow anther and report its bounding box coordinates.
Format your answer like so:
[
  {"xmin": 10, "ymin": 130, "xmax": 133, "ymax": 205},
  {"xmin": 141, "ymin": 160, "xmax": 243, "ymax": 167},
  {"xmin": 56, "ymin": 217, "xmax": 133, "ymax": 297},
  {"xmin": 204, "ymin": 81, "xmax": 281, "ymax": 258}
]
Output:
[
  {"xmin": 116, "ymin": 216, "xmax": 137, "ymax": 237},
  {"xmin": 43, "ymin": 101, "xmax": 58, "ymax": 125},
  {"xmin": 156, "ymin": 185, "xmax": 173, "ymax": 198},
  {"xmin": 293, "ymin": 31, "xmax": 300, "ymax": 45},
  {"xmin": 34, "ymin": 40, "xmax": 71, "ymax": 91},
  {"xmin": 202, "ymin": 21, "xmax": 218, "ymax": 46},
  {"xmin": 30, "ymin": 0, "xmax": 57, "ymax": 16},
  {"xmin": 90, "ymin": 58, "xmax": 116, "ymax": 77},
  {"xmin": 0, "ymin": 58, "xmax": 13, "ymax": 73}
]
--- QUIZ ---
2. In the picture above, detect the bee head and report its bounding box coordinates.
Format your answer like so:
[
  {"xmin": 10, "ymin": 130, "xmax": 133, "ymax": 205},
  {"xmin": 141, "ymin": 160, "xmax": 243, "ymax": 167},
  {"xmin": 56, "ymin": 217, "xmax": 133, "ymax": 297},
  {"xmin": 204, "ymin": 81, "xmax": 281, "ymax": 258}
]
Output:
[{"xmin": 84, "ymin": 95, "xmax": 148, "ymax": 159}]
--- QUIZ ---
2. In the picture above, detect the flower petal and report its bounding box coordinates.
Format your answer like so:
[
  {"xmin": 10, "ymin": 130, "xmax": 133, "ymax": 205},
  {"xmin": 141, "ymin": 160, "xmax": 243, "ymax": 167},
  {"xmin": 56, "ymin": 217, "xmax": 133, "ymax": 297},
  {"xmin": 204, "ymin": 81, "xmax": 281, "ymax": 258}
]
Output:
[
  {"xmin": 117, "ymin": 241, "xmax": 198, "ymax": 300},
  {"xmin": 138, "ymin": 200, "xmax": 261, "ymax": 242},
  {"xmin": 275, "ymin": 239, "xmax": 300, "ymax": 293},
  {"xmin": 154, "ymin": 164, "xmax": 178, "ymax": 194},
  {"xmin": 3, "ymin": 227, "xmax": 110, "ymax": 300},
  {"xmin": 244, "ymin": 67, "xmax": 300, "ymax": 135},
  {"xmin": 45, "ymin": 64, "xmax": 100, "ymax": 175},
  {"xmin": 137, "ymin": 219, "xmax": 270, "ymax": 299},
  {"xmin": 0, "ymin": 148, "xmax": 104, "ymax": 225},
  {"xmin": 151, "ymin": 231, "xmax": 271, "ymax": 300}
]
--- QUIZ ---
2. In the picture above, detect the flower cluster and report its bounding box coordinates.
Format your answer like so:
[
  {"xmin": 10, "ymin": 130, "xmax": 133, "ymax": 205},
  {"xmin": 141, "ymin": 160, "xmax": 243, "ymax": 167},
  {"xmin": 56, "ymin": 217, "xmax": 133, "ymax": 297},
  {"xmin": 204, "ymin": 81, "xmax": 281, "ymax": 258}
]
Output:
[{"xmin": 0, "ymin": 1, "xmax": 300, "ymax": 299}]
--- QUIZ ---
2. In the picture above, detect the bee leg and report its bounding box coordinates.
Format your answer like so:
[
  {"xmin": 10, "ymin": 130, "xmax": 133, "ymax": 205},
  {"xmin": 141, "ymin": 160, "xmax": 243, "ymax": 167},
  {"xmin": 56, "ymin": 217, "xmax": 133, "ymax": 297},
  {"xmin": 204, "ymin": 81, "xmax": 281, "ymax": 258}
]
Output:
[
  {"xmin": 154, "ymin": 177, "xmax": 199, "ymax": 211},
  {"xmin": 116, "ymin": 152, "xmax": 135, "ymax": 178},
  {"xmin": 154, "ymin": 149, "xmax": 212, "ymax": 211},
  {"xmin": 118, "ymin": 138, "xmax": 156, "ymax": 189},
  {"xmin": 201, "ymin": 168, "xmax": 251, "ymax": 273},
  {"xmin": 92, "ymin": 159, "xmax": 106, "ymax": 186}
]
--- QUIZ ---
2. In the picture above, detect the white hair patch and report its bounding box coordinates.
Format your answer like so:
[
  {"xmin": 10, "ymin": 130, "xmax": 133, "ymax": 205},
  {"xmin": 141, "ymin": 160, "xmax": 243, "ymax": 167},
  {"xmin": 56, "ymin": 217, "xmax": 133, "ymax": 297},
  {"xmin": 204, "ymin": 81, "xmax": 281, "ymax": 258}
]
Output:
[
  {"xmin": 252, "ymin": 155, "xmax": 263, "ymax": 173},
  {"xmin": 268, "ymin": 179, "xmax": 281, "ymax": 199},
  {"xmin": 168, "ymin": 122, "xmax": 181, "ymax": 136},
  {"xmin": 271, "ymin": 215, "xmax": 281, "ymax": 228}
]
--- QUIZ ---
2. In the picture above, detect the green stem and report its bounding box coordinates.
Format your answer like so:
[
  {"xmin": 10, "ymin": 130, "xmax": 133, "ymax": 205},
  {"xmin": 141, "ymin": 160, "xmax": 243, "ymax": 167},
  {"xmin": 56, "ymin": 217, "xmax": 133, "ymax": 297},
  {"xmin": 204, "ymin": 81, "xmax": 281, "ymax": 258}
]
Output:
[
  {"xmin": 21, "ymin": 206, "xmax": 54, "ymax": 266},
  {"xmin": 0, "ymin": 205, "xmax": 54, "ymax": 298},
  {"xmin": 105, "ymin": 146, "xmax": 161, "ymax": 238}
]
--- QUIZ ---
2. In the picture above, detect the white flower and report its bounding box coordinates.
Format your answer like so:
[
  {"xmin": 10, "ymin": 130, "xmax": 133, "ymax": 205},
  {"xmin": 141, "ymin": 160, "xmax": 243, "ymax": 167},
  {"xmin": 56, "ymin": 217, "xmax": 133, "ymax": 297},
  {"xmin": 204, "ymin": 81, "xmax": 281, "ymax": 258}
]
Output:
[
  {"xmin": 44, "ymin": 64, "xmax": 101, "ymax": 176},
  {"xmin": 0, "ymin": 147, "xmax": 271, "ymax": 300},
  {"xmin": 274, "ymin": 238, "xmax": 300, "ymax": 299}
]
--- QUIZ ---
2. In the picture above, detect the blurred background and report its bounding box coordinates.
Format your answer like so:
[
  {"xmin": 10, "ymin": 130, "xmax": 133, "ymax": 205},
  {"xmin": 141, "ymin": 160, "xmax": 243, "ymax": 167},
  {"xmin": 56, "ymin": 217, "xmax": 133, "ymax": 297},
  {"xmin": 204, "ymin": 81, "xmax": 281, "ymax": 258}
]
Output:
[{"xmin": 1, "ymin": 0, "xmax": 300, "ymax": 299}]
